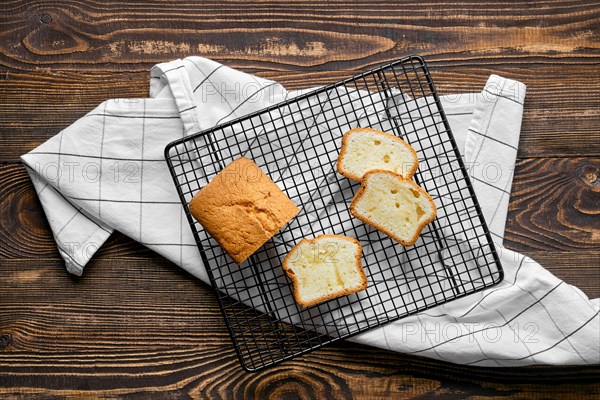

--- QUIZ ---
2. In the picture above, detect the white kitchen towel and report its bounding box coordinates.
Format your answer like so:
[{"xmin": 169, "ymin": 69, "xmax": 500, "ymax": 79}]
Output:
[{"xmin": 21, "ymin": 56, "xmax": 599, "ymax": 366}]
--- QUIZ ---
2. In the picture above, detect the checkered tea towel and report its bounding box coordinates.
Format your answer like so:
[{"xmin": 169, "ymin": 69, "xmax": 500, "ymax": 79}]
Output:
[{"xmin": 21, "ymin": 57, "xmax": 599, "ymax": 366}]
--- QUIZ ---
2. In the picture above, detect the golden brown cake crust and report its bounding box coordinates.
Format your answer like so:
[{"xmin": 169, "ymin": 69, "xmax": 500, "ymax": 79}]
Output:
[
  {"xmin": 349, "ymin": 170, "xmax": 437, "ymax": 246},
  {"xmin": 336, "ymin": 127, "xmax": 419, "ymax": 181},
  {"xmin": 282, "ymin": 234, "xmax": 367, "ymax": 308},
  {"xmin": 189, "ymin": 157, "xmax": 300, "ymax": 264}
]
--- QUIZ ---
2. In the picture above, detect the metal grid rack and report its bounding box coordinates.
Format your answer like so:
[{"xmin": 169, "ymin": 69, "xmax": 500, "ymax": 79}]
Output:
[{"xmin": 164, "ymin": 56, "xmax": 503, "ymax": 372}]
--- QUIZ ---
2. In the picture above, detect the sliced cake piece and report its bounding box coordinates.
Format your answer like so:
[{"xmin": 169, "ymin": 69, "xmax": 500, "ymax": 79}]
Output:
[
  {"xmin": 282, "ymin": 235, "xmax": 367, "ymax": 308},
  {"xmin": 337, "ymin": 127, "xmax": 418, "ymax": 181},
  {"xmin": 350, "ymin": 170, "xmax": 436, "ymax": 246}
]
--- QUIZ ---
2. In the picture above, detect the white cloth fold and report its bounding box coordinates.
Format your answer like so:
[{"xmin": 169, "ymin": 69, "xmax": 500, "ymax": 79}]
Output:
[{"xmin": 21, "ymin": 56, "xmax": 599, "ymax": 366}]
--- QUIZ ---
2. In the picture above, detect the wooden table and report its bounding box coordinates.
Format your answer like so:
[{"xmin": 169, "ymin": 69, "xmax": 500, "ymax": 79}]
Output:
[{"xmin": 1, "ymin": 1, "xmax": 599, "ymax": 398}]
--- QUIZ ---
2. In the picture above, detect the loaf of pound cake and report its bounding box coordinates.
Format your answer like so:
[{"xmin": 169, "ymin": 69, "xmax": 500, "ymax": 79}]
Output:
[{"xmin": 189, "ymin": 157, "xmax": 300, "ymax": 264}]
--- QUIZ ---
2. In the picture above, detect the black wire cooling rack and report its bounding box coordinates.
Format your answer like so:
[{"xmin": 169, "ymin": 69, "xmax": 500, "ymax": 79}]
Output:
[{"xmin": 165, "ymin": 56, "xmax": 504, "ymax": 372}]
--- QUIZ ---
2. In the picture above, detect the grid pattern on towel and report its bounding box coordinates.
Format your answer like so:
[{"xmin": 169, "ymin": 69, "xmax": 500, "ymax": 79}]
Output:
[{"xmin": 165, "ymin": 56, "xmax": 503, "ymax": 371}]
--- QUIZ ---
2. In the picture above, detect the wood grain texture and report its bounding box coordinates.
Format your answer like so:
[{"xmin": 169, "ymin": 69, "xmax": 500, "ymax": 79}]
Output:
[
  {"xmin": 505, "ymin": 158, "xmax": 600, "ymax": 252},
  {"xmin": 1, "ymin": 159, "xmax": 598, "ymax": 397},
  {"xmin": 1, "ymin": 66, "xmax": 598, "ymax": 161},
  {"xmin": 1, "ymin": 0, "xmax": 598, "ymax": 71},
  {"xmin": 1, "ymin": 160, "xmax": 598, "ymax": 295},
  {"xmin": 1, "ymin": 0, "xmax": 599, "ymax": 398},
  {"xmin": 1, "ymin": 258, "xmax": 599, "ymax": 399},
  {"xmin": 1, "ymin": 0, "xmax": 599, "ymax": 160},
  {"xmin": 3, "ymin": 160, "xmax": 598, "ymax": 287}
]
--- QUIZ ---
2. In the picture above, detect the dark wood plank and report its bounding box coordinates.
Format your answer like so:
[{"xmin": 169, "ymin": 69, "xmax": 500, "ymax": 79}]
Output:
[
  {"xmin": 3, "ymin": 159, "xmax": 598, "ymax": 296},
  {"xmin": 1, "ymin": 0, "xmax": 598, "ymax": 72},
  {"xmin": 1, "ymin": 0, "xmax": 599, "ymax": 160},
  {"xmin": 1, "ymin": 257, "xmax": 599, "ymax": 399},
  {"xmin": 1, "ymin": 0, "xmax": 599, "ymax": 398},
  {"xmin": 505, "ymin": 157, "xmax": 600, "ymax": 252},
  {"xmin": 1, "ymin": 66, "xmax": 598, "ymax": 161}
]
